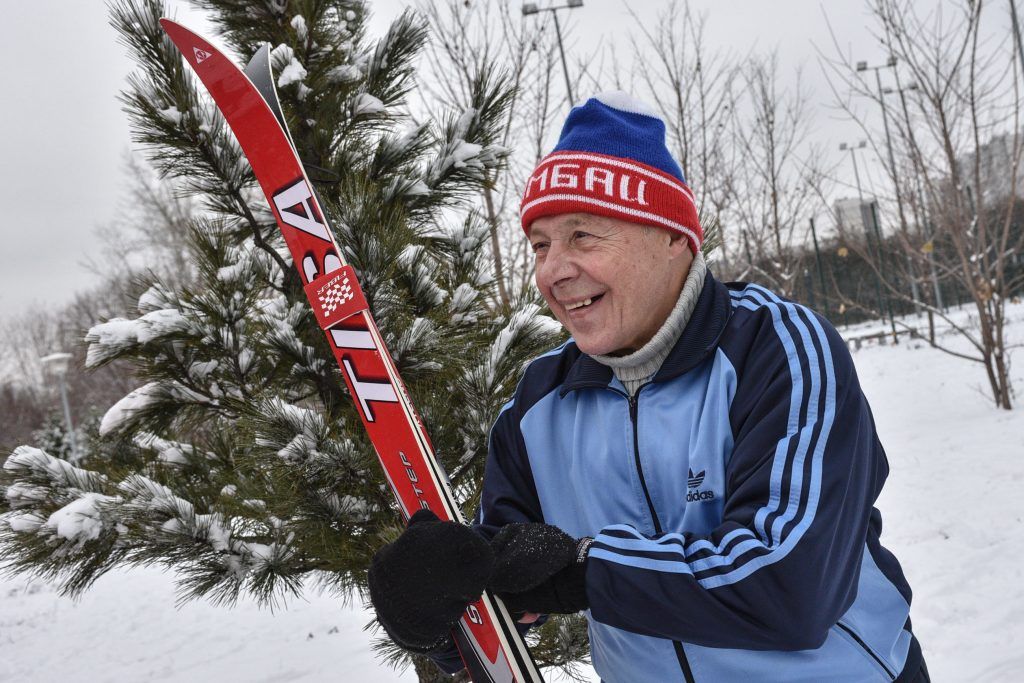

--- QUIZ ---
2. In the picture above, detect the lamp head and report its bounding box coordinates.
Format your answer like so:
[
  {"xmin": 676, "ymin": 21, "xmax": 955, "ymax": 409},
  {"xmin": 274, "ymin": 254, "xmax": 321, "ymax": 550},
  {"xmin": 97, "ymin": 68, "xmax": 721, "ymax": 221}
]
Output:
[{"xmin": 41, "ymin": 352, "xmax": 73, "ymax": 377}]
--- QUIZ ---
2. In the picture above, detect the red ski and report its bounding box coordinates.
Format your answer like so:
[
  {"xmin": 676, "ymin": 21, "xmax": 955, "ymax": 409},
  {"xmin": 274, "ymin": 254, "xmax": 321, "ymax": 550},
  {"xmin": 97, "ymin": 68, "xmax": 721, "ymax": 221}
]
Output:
[{"xmin": 160, "ymin": 19, "xmax": 543, "ymax": 683}]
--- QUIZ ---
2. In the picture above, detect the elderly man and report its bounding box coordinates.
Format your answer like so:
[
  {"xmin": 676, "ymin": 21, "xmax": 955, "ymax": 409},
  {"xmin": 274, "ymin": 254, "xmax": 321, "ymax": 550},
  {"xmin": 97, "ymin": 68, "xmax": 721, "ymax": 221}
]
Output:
[{"xmin": 368, "ymin": 93, "xmax": 928, "ymax": 682}]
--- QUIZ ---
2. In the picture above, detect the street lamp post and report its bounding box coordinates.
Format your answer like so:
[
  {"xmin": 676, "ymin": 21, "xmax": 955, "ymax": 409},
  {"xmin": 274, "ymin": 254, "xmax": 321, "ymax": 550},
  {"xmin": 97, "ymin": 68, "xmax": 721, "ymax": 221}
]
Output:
[
  {"xmin": 859, "ymin": 57, "xmax": 919, "ymax": 333},
  {"xmin": 40, "ymin": 352, "xmax": 79, "ymax": 462},
  {"xmin": 858, "ymin": 58, "xmax": 911, "ymax": 241},
  {"xmin": 522, "ymin": 0, "xmax": 583, "ymax": 107},
  {"xmin": 839, "ymin": 140, "xmax": 895, "ymax": 338},
  {"xmin": 840, "ymin": 140, "xmax": 868, "ymax": 199}
]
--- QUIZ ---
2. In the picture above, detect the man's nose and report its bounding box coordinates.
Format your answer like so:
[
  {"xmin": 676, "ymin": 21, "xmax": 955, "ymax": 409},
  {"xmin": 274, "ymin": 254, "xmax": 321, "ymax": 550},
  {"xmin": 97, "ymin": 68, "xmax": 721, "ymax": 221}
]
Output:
[{"xmin": 537, "ymin": 240, "xmax": 578, "ymax": 287}]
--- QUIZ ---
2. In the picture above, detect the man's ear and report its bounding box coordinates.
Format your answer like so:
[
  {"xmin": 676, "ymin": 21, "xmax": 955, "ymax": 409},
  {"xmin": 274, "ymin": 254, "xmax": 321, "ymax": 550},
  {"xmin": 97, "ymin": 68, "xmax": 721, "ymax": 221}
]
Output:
[{"xmin": 667, "ymin": 231, "xmax": 693, "ymax": 261}]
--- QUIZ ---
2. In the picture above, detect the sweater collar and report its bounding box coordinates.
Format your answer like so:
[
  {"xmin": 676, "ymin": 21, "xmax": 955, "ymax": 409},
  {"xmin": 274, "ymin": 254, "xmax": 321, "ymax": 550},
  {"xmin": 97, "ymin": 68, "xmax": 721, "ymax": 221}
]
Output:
[{"xmin": 559, "ymin": 270, "xmax": 732, "ymax": 396}]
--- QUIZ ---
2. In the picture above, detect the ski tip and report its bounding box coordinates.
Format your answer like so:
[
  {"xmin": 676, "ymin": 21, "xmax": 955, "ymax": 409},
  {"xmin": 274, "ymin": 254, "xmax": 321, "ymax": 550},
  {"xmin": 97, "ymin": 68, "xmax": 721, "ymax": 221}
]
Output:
[
  {"xmin": 159, "ymin": 19, "xmax": 219, "ymax": 70},
  {"xmin": 159, "ymin": 18, "xmax": 191, "ymax": 45}
]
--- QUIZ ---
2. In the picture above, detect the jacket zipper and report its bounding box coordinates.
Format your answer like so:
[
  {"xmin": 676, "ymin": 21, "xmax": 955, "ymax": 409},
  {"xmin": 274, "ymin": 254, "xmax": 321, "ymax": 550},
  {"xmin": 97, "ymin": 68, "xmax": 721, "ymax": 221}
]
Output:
[
  {"xmin": 836, "ymin": 622, "xmax": 896, "ymax": 680},
  {"xmin": 628, "ymin": 390, "xmax": 696, "ymax": 683},
  {"xmin": 628, "ymin": 394, "xmax": 663, "ymax": 535}
]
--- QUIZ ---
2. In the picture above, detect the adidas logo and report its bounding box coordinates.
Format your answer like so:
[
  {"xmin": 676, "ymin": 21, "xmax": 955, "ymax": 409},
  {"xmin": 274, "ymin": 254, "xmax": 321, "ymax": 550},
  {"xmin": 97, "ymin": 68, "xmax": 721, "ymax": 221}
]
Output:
[{"xmin": 686, "ymin": 468, "xmax": 715, "ymax": 503}]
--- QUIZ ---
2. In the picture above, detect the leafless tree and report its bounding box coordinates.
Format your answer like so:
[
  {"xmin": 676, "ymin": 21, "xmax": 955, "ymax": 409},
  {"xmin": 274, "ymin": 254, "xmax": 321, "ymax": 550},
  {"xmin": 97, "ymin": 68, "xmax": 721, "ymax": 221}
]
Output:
[
  {"xmin": 724, "ymin": 52, "xmax": 824, "ymax": 294},
  {"xmin": 626, "ymin": 1, "xmax": 738, "ymax": 261},
  {"xmin": 0, "ymin": 286, "xmax": 137, "ymax": 457},
  {"xmin": 417, "ymin": 0, "xmax": 579, "ymax": 307},
  {"xmin": 85, "ymin": 153, "xmax": 198, "ymax": 293},
  {"xmin": 821, "ymin": 0, "xmax": 1022, "ymax": 409},
  {"xmin": 0, "ymin": 153, "xmax": 200, "ymax": 457}
]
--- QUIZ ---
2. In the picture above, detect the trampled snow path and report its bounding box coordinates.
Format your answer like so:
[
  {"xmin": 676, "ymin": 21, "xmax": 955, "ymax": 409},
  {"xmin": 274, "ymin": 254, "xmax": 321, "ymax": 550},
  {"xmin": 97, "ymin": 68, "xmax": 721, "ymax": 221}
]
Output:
[{"xmin": 2, "ymin": 303, "xmax": 1023, "ymax": 681}]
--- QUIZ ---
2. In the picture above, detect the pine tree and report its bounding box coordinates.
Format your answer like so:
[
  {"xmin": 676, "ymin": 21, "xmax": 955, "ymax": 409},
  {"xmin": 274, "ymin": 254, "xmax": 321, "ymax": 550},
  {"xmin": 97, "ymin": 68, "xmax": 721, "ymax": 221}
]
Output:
[
  {"xmin": 0, "ymin": 1, "xmax": 574, "ymax": 679},
  {"xmin": 30, "ymin": 413, "xmax": 77, "ymax": 463}
]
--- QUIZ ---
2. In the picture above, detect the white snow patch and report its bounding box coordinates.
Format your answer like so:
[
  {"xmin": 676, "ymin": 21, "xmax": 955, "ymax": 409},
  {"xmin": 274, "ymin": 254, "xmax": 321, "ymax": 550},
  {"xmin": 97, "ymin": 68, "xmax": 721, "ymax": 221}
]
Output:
[
  {"xmin": 45, "ymin": 493, "xmax": 119, "ymax": 544},
  {"xmin": 533, "ymin": 315, "xmax": 563, "ymax": 335},
  {"xmin": 134, "ymin": 432, "xmax": 193, "ymax": 461},
  {"xmin": 352, "ymin": 93, "xmax": 385, "ymax": 116},
  {"xmin": 398, "ymin": 244, "xmax": 423, "ymax": 266},
  {"xmin": 278, "ymin": 59, "xmax": 308, "ymax": 87},
  {"xmin": 237, "ymin": 348, "xmax": 255, "ymax": 374},
  {"xmin": 4, "ymin": 482, "xmax": 48, "ymax": 507},
  {"xmin": 290, "ymin": 14, "xmax": 307, "ymax": 41},
  {"xmin": 277, "ymin": 433, "xmax": 317, "ymax": 463},
  {"xmin": 403, "ymin": 179, "xmax": 430, "ymax": 197},
  {"xmin": 4, "ymin": 446, "xmax": 108, "ymax": 494},
  {"xmin": 6, "ymin": 512, "xmax": 45, "ymax": 533},
  {"xmin": 161, "ymin": 518, "xmax": 184, "ymax": 534},
  {"xmin": 188, "ymin": 359, "xmax": 219, "ymax": 381},
  {"xmin": 454, "ymin": 108, "xmax": 477, "ymax": 136},
  {"xmin": 449, "ymin": 283, "xmax": 477, "ymax": 312},
  {"xmin": 327, "ymin": 64, "xmax": 361, "ymax": 83},
  {"xmin": 271, "ymin": 44, "xmax": 307, "ymax": 88},
  {"xmin": 99, "ymin": 382, "xmax": 162, "ymax": 436},
  {"xmin": 85, "ymin": 309, "xmax": 188, "ymax": 367},
  {"xmin": 269, "ymin": 398, "xmax": 319, "ymax": 425},
  {"xmin": 138, "ymin": 285, "xmax": 170, "ymax": 312},
  {"xmin": 216, "ymin": 262, "xmax": 247, "ymax": 283},
  {"xmin": 158, "ymin": 106, "xmax": 182, "ymax": 126},
  {"xmin": 447, "ymin": 140, "xmax": 483, "ymax": 170}
]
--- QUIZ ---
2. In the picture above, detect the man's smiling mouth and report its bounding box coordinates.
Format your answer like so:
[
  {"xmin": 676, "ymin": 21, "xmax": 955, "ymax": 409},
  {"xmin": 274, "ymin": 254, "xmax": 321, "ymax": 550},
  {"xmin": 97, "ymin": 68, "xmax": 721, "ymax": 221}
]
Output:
[{"xmin": 563, "ymin": 293, "xmax": 605, "ymax": 311}]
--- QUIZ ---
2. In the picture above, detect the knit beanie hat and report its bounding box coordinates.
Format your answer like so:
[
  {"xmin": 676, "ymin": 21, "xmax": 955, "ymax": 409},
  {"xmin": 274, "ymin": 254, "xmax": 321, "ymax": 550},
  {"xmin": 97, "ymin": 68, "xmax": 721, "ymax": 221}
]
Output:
[{"xmin": 519, "ymin": 92, "xmax": 702, "ymax": 255}]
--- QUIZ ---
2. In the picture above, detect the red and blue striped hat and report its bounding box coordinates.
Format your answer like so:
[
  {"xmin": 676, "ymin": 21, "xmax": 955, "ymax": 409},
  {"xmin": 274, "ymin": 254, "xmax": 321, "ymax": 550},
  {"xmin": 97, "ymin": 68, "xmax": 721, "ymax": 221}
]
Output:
[{"xmin": 520, "ymin": 92, "xmax": 702, "ymax": 254}]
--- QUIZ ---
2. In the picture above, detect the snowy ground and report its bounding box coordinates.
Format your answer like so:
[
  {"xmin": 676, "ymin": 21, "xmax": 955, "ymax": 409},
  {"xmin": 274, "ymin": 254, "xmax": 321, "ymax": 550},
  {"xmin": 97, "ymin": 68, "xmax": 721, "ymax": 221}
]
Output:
[{"xmin": 2, "ymin": 303, "xmax": 1023, "ymax": 682}]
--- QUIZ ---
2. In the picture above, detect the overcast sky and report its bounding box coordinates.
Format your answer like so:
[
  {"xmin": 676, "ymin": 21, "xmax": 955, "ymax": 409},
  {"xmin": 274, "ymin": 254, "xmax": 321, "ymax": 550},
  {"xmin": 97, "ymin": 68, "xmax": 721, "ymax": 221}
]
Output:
[{"xmin": 0, "ymin": 1, "xmax": 1010, "ymax": 323}]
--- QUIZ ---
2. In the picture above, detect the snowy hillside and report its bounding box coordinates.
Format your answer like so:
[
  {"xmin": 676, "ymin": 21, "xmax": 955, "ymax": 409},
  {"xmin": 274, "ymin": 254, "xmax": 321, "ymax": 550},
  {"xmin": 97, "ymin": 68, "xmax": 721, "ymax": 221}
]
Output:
[{"xmin": 3, "ymin": 303, "xmax": 1023, "ymax": 682}]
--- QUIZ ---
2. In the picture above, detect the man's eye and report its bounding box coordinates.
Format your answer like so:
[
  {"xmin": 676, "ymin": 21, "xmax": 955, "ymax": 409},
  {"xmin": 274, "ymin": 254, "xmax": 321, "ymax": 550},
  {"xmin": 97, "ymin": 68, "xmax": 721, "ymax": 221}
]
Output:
[
  {"xmin": 531, "ymin": 242, "xmax": 549, "ymax": 254},
  {"xmin": 572, "ymin": 231, "xmax": 594, "ymax": 242}
]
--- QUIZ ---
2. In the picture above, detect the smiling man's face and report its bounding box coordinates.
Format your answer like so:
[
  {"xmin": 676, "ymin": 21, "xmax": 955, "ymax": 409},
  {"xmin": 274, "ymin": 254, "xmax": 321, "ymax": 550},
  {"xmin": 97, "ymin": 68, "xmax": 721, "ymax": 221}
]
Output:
[{"xmin": 530, "ymin": 213, "xmax": 693, "ymax": 356}]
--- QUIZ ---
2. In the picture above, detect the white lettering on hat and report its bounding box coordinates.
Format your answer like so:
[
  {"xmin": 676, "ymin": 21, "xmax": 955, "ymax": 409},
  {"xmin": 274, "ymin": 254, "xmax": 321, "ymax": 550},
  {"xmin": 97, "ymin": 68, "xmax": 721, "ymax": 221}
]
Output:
[
  {"xmin": 584, "ymin": 166, "xmax": 615, "ymax": 196},
  {"xmin": 527, "ymin": 167, "xmax": 549, "ymax": 194},
  {"xmin": 550, "ymin": 163, "xmax": 580, "ymax": 189},
  {"xmin": 619, "ymin": 174, "xmax": 649, "ymax": 206}
]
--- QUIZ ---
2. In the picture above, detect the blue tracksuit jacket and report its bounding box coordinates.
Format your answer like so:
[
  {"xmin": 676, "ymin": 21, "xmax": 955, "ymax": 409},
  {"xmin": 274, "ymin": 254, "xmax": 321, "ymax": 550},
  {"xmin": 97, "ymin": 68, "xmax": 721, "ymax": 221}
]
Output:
[{"xmin": 464, "ymin": 273, "xmax": 923, "ymax": 682}]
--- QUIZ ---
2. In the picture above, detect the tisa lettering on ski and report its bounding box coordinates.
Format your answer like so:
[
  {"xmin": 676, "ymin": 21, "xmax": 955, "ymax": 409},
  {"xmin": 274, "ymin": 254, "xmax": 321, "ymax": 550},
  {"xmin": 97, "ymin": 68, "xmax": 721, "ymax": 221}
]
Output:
[{"xmin": 273, "ymin": 177, "xmax": 331, "ymax": 242}]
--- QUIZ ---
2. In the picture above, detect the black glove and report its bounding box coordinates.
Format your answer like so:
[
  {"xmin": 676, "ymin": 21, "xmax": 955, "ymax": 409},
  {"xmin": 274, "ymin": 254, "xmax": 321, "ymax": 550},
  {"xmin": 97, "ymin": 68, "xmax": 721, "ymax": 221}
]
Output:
[
  {"xmin": 368, "ymin": 509, "xmax": 493, "ymax": 653},
  {"xmin": 488, "ymin": 522, "xmax": 593, "ymax": 615}
]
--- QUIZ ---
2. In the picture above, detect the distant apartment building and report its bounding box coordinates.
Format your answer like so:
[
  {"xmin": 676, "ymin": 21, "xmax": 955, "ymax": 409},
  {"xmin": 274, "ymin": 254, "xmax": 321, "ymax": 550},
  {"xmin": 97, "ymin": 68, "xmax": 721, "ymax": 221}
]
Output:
[{"xmin": 834, "ymin": 197, "xmax": 873, "ymax": 235}]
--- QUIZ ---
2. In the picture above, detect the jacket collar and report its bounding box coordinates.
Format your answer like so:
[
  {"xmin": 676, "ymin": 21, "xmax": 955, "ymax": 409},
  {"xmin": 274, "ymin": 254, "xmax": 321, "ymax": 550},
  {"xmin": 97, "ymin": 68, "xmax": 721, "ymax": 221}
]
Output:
[{"xmin": 559, "ymin": 270, "xmax": 732, "ymax": 396}]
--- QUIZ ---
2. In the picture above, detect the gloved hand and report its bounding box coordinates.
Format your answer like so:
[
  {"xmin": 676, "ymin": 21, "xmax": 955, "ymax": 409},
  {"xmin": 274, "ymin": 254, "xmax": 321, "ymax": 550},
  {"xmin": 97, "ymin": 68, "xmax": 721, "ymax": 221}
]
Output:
[
  {"xmin": 368, "ymin": 509, "xmax": 493, "ymax": 653},
  {"xmin": 488, "ymin": 522, "xmax": 593, "ymax": 616}
]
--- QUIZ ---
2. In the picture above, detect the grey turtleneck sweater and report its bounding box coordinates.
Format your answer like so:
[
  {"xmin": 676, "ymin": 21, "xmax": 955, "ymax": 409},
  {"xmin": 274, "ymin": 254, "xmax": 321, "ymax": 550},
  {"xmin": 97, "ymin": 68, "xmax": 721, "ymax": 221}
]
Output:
[{"xmin": 591, "ymin": 251, "xmax": 707, "ymax": 396}]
